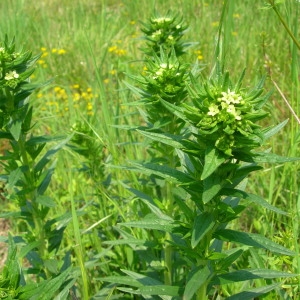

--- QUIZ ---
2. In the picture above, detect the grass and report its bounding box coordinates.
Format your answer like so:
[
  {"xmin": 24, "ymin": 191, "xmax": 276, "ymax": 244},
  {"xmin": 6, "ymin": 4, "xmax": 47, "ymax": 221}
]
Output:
[{"xmin": 0, "ymin": 0, "xmax": 299, "ymax": 299}]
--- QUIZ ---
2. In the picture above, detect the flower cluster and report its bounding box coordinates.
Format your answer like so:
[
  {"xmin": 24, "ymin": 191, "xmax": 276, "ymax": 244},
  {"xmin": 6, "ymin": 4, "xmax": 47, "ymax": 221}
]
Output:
[
  {"xmin": 39, "ymin": 84, "xmax": 96, "ymax": 117},
  {"xmin": 38, "ymin": 46, "xmax": 67, "ymax": 68},
  {"xmin": 108, "ymin": 42, "xmax": 127, "ymax": 56},
  {"xmin": 143, "ymin": 50, "xmax": 189, "ymax": 104},
  {"xmin": 141, "ymin": 12, "xmax": 188, "ymax": 56},
  {"xmin": 0, "ymin": 37, "xmax": 37, "ymax": 113},
  {"xmin": 0, "ymin": 45, "xmax": 21, "ymax": 89},
  {"xmin": 183, "ymin": 72, "xmax": 269, "ymax": 157}
]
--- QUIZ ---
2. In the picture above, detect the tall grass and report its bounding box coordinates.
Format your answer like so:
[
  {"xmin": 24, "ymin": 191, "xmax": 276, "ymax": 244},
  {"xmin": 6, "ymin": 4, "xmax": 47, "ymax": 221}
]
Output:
[{"xmin": 0, "ymin": 0, "xmax": 299, "ymax": 299}]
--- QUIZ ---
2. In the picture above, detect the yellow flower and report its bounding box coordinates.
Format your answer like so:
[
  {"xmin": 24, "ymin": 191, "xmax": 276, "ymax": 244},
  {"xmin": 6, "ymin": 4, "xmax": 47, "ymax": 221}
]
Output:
[
  {"xmin": 58, "ymin": 49, "xmax": 66, "ymax": 55},
  {"xmin": 108, "ymin": 46, "xmax": 117, "ymax": 52}
]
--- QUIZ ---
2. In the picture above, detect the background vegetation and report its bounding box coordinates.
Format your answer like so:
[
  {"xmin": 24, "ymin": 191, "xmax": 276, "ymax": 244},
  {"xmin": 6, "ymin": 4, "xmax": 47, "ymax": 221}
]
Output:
[{"xmin": 0, "ymin": 0, "xmax": 299, "ymax": 299}]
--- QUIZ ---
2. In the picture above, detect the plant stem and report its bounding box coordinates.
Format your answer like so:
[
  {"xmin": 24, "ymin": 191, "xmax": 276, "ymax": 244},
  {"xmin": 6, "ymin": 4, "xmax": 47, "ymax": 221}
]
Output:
[
  {"xmin": 268, "ymin": 0, "xmax": 300, "ymax": 51},
  {"xmin": 196, "ymin": 281, "xmax": 208, "ymax": 300}
]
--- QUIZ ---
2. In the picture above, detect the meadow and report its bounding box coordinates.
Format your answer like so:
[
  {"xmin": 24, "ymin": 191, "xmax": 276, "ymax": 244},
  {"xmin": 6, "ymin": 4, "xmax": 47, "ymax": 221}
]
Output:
[{"xmin": 0, "ymin": 0, "xmax": 299, "ymax": 299}]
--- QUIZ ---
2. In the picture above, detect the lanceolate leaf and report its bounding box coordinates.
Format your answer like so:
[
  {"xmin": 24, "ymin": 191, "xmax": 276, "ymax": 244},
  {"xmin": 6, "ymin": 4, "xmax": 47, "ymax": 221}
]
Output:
[
  {"xmin": 191, "ymin": 212, "xmax": 215, "ymax": 248},
  {"xmin": 160, "ymin": 98, "xmax": 190, "ymax": 123},
  {"xmin": 222, "ymin": 188, "xmax": 287, "ymax": 215},
  {"xmin": 183, "ymin": 265, "xmax": 210, "ymax": 300},
  {"xmin": 136, "ymin": 129, "xmax": 189, "ymax": 150},
  {"xmin": 130, "ymin": 162, "xmax": 196, "ymax": 185},
  {"xmin": 202, "ymin": 173, "xmax": 223, "ymax": 204},
  {"xmin": 211, "ymin": 269, "xmax": 296, "ymax": 285},
  {"xmin": 137, "ymin": 285, "xmax": 179, "ymax": 296},
  {"xmin": 253, "ymin": 152, "xmax": 300, "ymax": 164},
  {"xmin": 262, "ymin": 119, "xmax": 288, "ymax": 141},
  {"xmin": 214, "ymin": 229, "xmax": 295, "ymax": 256},
  {"xmin": 226, "ymin": 283, "xmax": 280, "ymax": 300},
  {"xmin": 201, "ymin": 147, "xmax": 227, "ymax": 180},
  {"xmin": 119, "ymin": 213, "xmax": 177, "ymax": 233},
  {"xmin": 18, "ymin": 268, "xmax": 72, "ymax": 300},
  {"xmin": 128, "ymin": 188, "xmax": 173, "ymax": 220}
]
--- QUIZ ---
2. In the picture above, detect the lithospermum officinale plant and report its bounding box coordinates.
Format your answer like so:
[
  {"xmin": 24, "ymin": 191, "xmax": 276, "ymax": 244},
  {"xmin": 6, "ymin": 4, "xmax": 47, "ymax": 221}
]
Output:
[
  {"xmin": 102, "ymin": 12, "xmax": 299, "ymax": 300},
  {"xmin": 140, "ymin": 12, "xmax": 189, "ymax": 57},
  {"xmin": 0, "ymin": 36, "xmax": 74, "ymax": 299}
]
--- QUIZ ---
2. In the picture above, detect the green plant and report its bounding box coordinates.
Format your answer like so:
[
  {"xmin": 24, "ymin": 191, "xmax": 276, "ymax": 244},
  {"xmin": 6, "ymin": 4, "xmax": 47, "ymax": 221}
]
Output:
[
  {"xmin": 99, "ymin": 12, "xmax": 299, "ymax": 299},
  {"xmin": 0, "ymin": 36, "xmax": 73, "ymax": 299}
]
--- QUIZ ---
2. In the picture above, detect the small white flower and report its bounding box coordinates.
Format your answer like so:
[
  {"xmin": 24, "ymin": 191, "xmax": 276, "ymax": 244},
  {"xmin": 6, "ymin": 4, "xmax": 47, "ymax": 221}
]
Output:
[
  {"xmin": 0, "ymin": 47, "xmax": 4, "ymax": 53},
  {"xmin": 227, "ymin": 104, "xmax": 241, "ymax": 120},
  {"xmin": 207, "ymin": 104, "xmax": 220, "ymax": 116},
  {"xmin": 152, "ymin": 17, "xmax": 172, "ymax": 23},
  {"xmin": 5, "ymin": 70, "xmax": 19, "ymax": 80},
  {"xmin": 151, "ymin": 29, "xmax": 162, "ymax": 38},
  {"xmin": 160, "ymin": 63, "xmax": 167, "ymax": 69},
  {"xmin": 219, "ymin": 89, "xmax": 242, "ymax": 105}
]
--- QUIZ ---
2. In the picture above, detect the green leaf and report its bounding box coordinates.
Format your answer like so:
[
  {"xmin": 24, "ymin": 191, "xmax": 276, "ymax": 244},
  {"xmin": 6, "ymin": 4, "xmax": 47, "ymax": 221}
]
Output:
[
  {"xmin": 103, "ymin": 238, "xmax": 150, "ymax": 246},
  {"xmin": 34, "ymin": 135, "xmax": 71, "ymax": 174},
  {"xmin": 183, "ymin": 265, "xmax": 210, "ymax": 300},
  {"xmin": 222, "ymin": 189, "xmax": 287, "ymax": 215},
  {"xmin": 19, "ymin": 241, "xmax": 41, "ymax": 258},
  {"xmin": 18, "ymin": 268, "xmax": 72, "ymax": 300},
  {"xmin": 191, "ymin": 212, "xmax": 215, "ymax": 248},
  {"xmin": 211, "ymin": 269, "xmax": 296, "ymax": 285},
  {"xmin": 36, "ymin": 195, "xmax": 56, "ymax": 207},
  {"xmin": 202, "ymin": 173, "xmax": 223, "ymax": 204},
  {"xmin": 128, "ymin": 188, "xmax": 172, "ymax": 221},
  {"xmin": 37, "ymin": 160, "xmax": 56, "ymax": 195},
  {"xmin": 7, "ymin": 167, "xmax": 23, "ymax": 190},
  {"xmin": 253, "ymin": 152, "xmax": 300, "ymax": 164},
  {"xmin": 160, "ymin": 98, "xmax": 191, "ymax": 123},
  {"xmin": 201, "ymin": 147, "xmax": 227, "ymax": 180},
  {"xmin": 122, "ymin": 269, "xmax": 163, "ymax": 285},
  {"xmin": 214, "ymin": 229, "xmax": 295, "ymax": 256},
  {"xmin": 262, "ymin": 119, "xmax": 288, "ymax": 140},
  {"xmin": 136, "ymin": 129, "xmax": 185, "ymax": 149},
  {"xmin": 98, "ymin": 275, "xmax": 142, "ymax": 288},
  {"xmin": 5, "ymin": 235, "xmax": 21, "ymax": 289},
  {"xmin": 218, "ymin": 248, "xmax": 244, "ymax": 270},
  {"xmin": 8, "ymin": 118, "xmax": 22, "ymax": 141},
  {"xmin": 119, "ymin": 213, "xmax": 177, "ymax": 233},
  {"xmin": 245, "ymin": 192, "xmax": 287, "ymax": 215},
  {"xmin": 130, "ymin": 162, "xmax": 196, "ymax": 185},
  {"xmin": 226, "ymin": 283, "xmax": 280, "ymax": 300},
  {"xmin": 138, "ymin": 285, "xmax": 179, "ymax": 296}
]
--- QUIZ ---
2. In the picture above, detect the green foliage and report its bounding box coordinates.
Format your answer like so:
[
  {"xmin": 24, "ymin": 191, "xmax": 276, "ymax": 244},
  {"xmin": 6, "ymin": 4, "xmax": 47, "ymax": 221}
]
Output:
[
  {"xmin": 140, "ymin": 11, "xmax": 189, "ymax": 57},
  {"xmin": 0, "ymin": 1, "xmax": 299, "ymax": 299},
  {"xmin": 0, "ymin": 36, "xmax": 74, "ymax": 298},
  {"xmin": 106, "ymin": 10, "xmax": 299, "ymax": 300}
]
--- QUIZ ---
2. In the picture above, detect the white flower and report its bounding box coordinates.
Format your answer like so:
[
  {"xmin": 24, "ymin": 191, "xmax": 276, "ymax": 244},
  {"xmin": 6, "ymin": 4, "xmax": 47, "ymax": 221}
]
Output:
[
  {"xmin": 219, "ymin": 89, "xmax": 242, "ymax": 104},
  {"xmin": 151, "ymin": 30, "xmax": 162, "ymax": 38},
  {"xmin": 5, "ymin": 70, "xmax": 19, "ymax": 80},
  {"xmin": 227, "ymin": 104, "xmax": 241, "ymax": 120},
  {"xmin": 207, "ymin": 104, "xmax": 220, "ymax": 116},
  {"xmin": 152, "ymin": 17, "xmax": 172, "ymax": 23}
]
